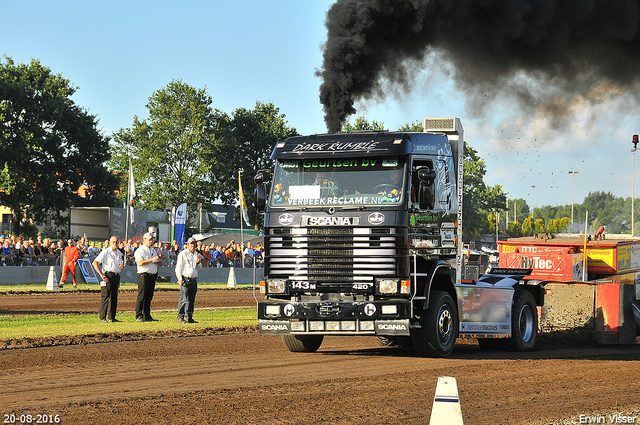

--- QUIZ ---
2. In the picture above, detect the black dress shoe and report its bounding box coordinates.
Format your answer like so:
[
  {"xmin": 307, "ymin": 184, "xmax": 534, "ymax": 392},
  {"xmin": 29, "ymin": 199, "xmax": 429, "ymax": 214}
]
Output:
[
  {"xmin": 145, "ymin": 317, "xmax": 159, "ymax": 322},
  {"xmin": 187, "ymin": 318, "xmax": 198, "ymax": 324}
]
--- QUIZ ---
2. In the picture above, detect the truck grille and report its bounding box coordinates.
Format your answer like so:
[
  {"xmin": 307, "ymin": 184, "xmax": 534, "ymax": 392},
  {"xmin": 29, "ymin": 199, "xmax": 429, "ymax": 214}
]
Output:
[{"xmin": 266, "ymin": 227, "xmax": 397, "ymax": 284}]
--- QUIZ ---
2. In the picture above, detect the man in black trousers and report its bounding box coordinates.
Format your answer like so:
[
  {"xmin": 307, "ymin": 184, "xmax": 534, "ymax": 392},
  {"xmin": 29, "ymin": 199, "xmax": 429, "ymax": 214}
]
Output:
[
  {"xmin": 134, "ymin": 233, "xmax": 162, "ymax": 322},
  {"xmin": 92, "ymin": 236, "xmax": 124, "ymax": 322}
]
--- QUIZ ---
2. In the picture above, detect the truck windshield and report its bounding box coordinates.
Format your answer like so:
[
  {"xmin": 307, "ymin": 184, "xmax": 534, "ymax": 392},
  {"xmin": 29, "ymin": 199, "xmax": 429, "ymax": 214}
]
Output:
[{"xmin": 270, "ymin": 157, "xmax": 405, "ymax": 207}]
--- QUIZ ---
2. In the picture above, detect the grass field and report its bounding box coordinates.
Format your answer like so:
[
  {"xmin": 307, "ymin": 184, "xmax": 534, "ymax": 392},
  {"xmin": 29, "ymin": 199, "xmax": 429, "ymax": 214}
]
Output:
[
  {"xmin": 0, "ymin": 308, "xmax": 257, "ymax": 340},
  {"xmin": 0, "ymin": 283, "xmax": 258, "ymax": 340}
]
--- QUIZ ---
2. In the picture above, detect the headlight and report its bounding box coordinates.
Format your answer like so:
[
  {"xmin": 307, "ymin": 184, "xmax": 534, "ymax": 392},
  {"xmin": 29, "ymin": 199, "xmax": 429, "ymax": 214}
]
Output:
[
  {"xmin": 360, "ymin": 321, "xmax": 375, "ymax": 331},
  {"xmin": 378, "ymin": 279, "xmax": 399, "ymax": 294},
  {"xmin": 267, "ymin": 279, "xmax": 286, "ymax": 294},
  {"xmin": 309, "ymin": 321, "xmax": 324, "ymax": 331},
  {"xmin": 290, "ymin": 322, "xmax": 305, "ymax": 331},
  {"xmin": 381, "ymin": 305, "xmax": 398, "ymax": 315},
  {"xmin": 265, "ymin": 305, "xmax": 280, "ymax": 316},
  {"xmin": 341, "ymin": 321, "xmax": 356, "ymax": 331}
]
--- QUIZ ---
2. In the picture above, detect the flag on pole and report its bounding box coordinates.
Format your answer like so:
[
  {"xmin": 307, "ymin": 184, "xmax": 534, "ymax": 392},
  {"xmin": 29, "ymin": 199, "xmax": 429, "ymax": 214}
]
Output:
[
  {"xmin": 174, "ymin": 203, "xmax": 187, "ymax": 248},
  {"xmin": 239, "ymin": 171, "xmax": 250, "ymax": 226},
  {"xmin": 128, "ymin": 158, "xmax": 136, "ymax": 225}
]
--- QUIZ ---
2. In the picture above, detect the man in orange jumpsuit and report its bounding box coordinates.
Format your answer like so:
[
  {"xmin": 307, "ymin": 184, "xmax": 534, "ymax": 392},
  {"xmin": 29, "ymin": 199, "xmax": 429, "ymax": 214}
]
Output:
[{"xmin": 60, "ymin": 239, "xmax": 80, "ymax": 288}]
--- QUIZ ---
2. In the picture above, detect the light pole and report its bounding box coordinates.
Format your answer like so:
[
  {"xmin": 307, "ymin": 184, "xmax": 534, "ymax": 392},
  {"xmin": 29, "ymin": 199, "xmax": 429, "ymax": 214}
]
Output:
[
  {"xmin": 531, "ymin": 185, "xmax": 535, "ymax": 221},
  {"xmin": 568, "ymin": 171, "xmax": 578, "ymax": 231},
  {"xmin": 633, "ymin": 135, "xmax": 638, "ymax": 236}
]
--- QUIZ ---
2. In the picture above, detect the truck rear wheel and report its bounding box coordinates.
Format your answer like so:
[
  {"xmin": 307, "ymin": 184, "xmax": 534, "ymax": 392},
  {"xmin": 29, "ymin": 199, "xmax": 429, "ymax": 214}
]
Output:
[
  {"xmin": 281, "ymin": 335, "xmax": 324, "ymax": 352},
  {"xmin": 505, "ymin": 289, "xmax": 538, "ymax": 352},
  {"xmin": 411, "ymin": 290, "xmax": 458, "ymax": 357}
]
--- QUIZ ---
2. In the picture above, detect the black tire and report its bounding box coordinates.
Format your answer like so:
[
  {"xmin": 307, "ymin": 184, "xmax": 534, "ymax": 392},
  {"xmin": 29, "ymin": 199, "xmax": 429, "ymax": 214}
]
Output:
[
  {"xmin": 280, "ymin": 335, "xmax": 324, "ymax": 353},
  {"xmin": 376, "ymin": 336, "xmax": 398, "ymax": 346},
  {"xmin": 396, "ymin": 336, "xmax": 414, "ymax": 352},
  {"xmin": 411, "ymin": 290, "xmax": 458, "ymax": 357},
  {"xmin": 505, "ymin": 289, "xmax": 538, "ymax": 352}
]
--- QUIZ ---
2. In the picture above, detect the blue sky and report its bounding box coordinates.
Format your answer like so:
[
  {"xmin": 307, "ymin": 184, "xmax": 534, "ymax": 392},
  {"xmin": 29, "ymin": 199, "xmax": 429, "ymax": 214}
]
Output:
[{"xmin": 4, "ymin": 1, "xmax": 640, "ymax": 213}]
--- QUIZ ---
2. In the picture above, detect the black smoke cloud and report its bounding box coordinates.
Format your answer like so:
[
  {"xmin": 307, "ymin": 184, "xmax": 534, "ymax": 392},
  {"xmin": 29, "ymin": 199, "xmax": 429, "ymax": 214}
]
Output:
[{"xmin": 317, "ymin": 0, "xmax": 640, "ymax": 133}]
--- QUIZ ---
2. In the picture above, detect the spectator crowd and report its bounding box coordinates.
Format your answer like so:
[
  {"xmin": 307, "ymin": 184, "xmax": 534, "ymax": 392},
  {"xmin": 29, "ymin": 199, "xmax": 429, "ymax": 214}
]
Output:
[{"xmin": 0, "ymin": 234, "xmax": 264, "ymax": 269}]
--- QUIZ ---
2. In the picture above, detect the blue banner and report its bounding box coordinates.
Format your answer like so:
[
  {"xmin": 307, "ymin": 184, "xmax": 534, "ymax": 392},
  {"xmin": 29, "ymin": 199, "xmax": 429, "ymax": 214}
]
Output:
[{"xmin": 174, "ymin": 203, "xmax": 187, "ymax": 248}]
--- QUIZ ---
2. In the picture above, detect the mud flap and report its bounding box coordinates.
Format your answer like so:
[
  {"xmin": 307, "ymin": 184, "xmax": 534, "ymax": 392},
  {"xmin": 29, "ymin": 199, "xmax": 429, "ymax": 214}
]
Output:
[
  {"xmin": 375, "ymin": 320, "xmax": 411, "ymax": 336},
  {"xmin": 259, "ymin": 320, "xmax": 290, "ymax": 335}
]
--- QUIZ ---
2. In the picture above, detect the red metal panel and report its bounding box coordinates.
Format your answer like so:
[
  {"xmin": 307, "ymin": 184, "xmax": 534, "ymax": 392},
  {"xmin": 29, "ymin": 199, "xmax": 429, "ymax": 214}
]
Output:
[
  {"xmin": 499, "ymin": 252, "xmax": 582, "ymax": 281},
  {"xmin": 596, "ymin": 283, "xmax": 620, "ymax": 341}
]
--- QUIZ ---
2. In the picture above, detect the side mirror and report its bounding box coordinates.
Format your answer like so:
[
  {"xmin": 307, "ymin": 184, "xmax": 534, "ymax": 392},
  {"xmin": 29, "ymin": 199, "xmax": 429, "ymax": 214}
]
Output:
[
  {"xmin": 254, "ymin": 170, "xmax": 270, "ymax": 214},
  {"xmin": 416, "ymin": 167, "xmax": 435, "ymax": 210},
  {"xmin": 255, "ymin": 184, "xmax": 266, "ymax": 214},
  {"xmin": 417, "ymin": 167, "xmax": 436, "ymax": 183},
  {"xmin": 254, "ymin": 170, "xmax": 270, "ymax": 185}
]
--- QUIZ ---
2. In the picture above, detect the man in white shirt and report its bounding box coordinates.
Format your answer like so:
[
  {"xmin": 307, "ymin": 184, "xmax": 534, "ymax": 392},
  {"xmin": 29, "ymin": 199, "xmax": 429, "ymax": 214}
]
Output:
[
  {"xmin": 243, "ymin": 242, "xmax": 255, "ymax": 268},
  {"xmin": 134, "ymin": 232, "xmax": 162, "ymax": 322},
  {"xmin": 87, "ymin": 241, "xmax": 101, "ymax": 262},
  {"xmin": 92, "ymin": 236, "xmax": 124, "ymax": 322},
  {"xmin": 175, "ymin": 237, "xmax": 202, "ymax": 324}
]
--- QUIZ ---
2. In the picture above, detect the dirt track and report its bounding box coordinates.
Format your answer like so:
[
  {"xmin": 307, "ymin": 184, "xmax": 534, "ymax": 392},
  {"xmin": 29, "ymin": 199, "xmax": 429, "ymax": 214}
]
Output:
[{"xmin": 1, "ymin": 289, "xmax": 639, "ymax": 424}]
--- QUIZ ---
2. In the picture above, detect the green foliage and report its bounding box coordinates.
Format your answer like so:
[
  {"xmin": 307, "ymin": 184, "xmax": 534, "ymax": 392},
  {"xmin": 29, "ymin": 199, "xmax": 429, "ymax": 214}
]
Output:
[
  {"xmin": 534, "ymin": 218, "xmax": 545, "ymax": 234},
  {"xmin": 110, "ymin": 84, "xmax": 298, "ymax": 230},
  {"xmin": 0, "ymin": 56, "xmax": 118, "ymax": 235},
  {"xmin": 343, "ymin": 115, "xmax": 385, "ymax": 131},
  {"xmin": 506, "ymin": 221, "xmax": 523, "ymax": 238},
  {"xmin": 40, "ymin": 225, "xmax": 58, "ymax": 240},
  {"xmin": 205, "ymin": 101, "xmax": 298, "ymax": 227},
  {"xmin": 508, "ymin": 198, "xmax": 530, "ymax": 224},
  {"xmin": 522, "ymin": 217, "xmax": 533, "ymax": 236},
  {"xmin": 0, "ymin": 307, "xmax": 256, "ymax": 340},
  {"xmin": 547, "ymin": 217, "xmax": 570, "ymax": 233},
  {"xmin": 581, "ymin": 191, "xmax": 629, "ymax": 234},
  {"xmin": 462, "ymin": 144, "xmax": 507, "ymax": 243},
  {"xmin": 398, "ymin": 120, "xmax": 423, "ymax": 132},
  {"xmin": 110, "ymin": 80, "xmax": 220, "ymax": 213}
]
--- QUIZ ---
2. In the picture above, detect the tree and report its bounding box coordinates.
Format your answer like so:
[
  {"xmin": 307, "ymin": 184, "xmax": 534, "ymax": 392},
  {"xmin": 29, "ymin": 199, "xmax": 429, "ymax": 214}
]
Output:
[
  {"xmin": 109, "ymin": 80, "xmax": 224, "ymax": 214},
  {"xmin": 205, "ymin": 101, "xmax": 298, "ymax": 227},
  {"xmin": 582, "ymin": 191, "xmax": 628, "ymax": 233},
  {"xmin": 534, "ymin": 218, "xmax": 545, "ymax": 234},
  {"xmin": 508, "ymin": 198, "xmax": 530, "ymax": 224},
  {"xmin": 398, "ymin": 120, "xmax": 423, "ymax": 132},
  {"xmin": 462, "ymin": 144, "xmax": 507, "ymax": 243},
  {"xmin": 522, "ymin": 216, "xmax": 534, "ymax": 236},
  {"xmin": 506, "ymin": 221, "xmax": 523, "ymax": 238},
  {"xmin": 0, "ymin": 56, "xmax": 117, "ymax": 236},
  {"xmin": 547, "ymin": 217, "xmax": 570, "ymax": 233},
  {"xmin": 342, "ymin": 115, "xmax": 385, "ymax": 131}
]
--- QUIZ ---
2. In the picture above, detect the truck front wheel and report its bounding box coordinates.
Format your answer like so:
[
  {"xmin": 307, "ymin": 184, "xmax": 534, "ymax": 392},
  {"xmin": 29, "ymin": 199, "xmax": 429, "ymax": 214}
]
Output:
[
  {"xmin": 281, "ymin": 335, "xmax": 324, "ymax": 352},
  {"xmin": 506, "ymin": 289, "xmax": 538, "ymax": 352},
  {"xmin": 412, "ymin": 290, "xmax": 458, "ymax": 357}
]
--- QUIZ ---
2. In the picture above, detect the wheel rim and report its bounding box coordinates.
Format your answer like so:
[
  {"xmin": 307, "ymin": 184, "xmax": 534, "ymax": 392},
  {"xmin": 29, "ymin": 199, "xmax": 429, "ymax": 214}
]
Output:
[
  {"xmin": 438, "ymin": 306, "xmax": 452, "ymax": 342},
  {"xmin": 519, "ymin": 304, "xmax": 534, "ymax": 343}
]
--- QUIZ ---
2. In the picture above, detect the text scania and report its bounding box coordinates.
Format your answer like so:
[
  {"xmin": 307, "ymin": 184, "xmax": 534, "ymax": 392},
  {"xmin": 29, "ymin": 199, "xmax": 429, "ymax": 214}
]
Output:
[
  {"xmin": 377, "ymin": 324, "xmax": 408, "ymax": 331},
  {"xmin": 261, "ymin": 324, "xmax": 288, "ymax": 331},
  {"xmin": 307, "ymin": 217, "xmax": 353, "ymax": 226}
]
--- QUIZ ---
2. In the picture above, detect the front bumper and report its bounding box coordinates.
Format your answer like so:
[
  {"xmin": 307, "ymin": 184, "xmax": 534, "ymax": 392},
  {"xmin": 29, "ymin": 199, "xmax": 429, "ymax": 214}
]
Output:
[{"xmin": 258, "ymin": 300, "xmax": 411, "ymax": 336}]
